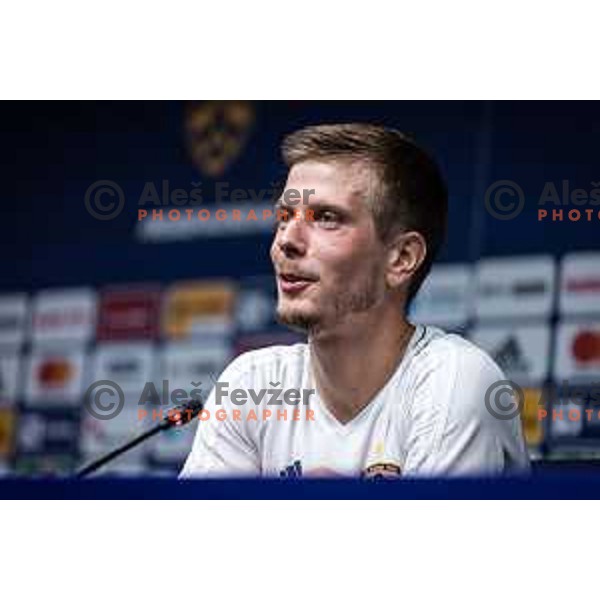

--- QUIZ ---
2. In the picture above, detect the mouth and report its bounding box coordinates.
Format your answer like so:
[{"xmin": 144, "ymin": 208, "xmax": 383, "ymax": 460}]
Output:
[{"xmin": 278, "ymin": 271, "xmax": 318, "ymax": 294}]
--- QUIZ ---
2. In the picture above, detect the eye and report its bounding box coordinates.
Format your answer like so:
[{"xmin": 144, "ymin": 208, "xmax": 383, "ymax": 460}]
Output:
[
  {"xmin": 274, "ymin": 212, "xmax": 289, "ymax": 231},
  {"xmin": 272, "ymin": 204, "xmax": 287, "ymax": 230},
  {"xmin": 315, "ymin": 210, "xmax": 340, "ymax": 228}
]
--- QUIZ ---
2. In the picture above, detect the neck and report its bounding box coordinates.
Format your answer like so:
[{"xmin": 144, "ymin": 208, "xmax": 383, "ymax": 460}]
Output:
[{"xmin": 308, "ymin": 305, "xmax": 415, "ymax": 424}]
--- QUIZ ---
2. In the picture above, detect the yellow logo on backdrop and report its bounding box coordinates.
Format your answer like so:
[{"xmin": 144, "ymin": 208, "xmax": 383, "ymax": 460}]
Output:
[
  {"xmin": 163, "ymin": 281, "xmax": 236, "ymax": 339},
  {"xmin": 0, "ymin": 409, "xmax": 15, "ymax": 456},
  {"xmin": 522, "ymin": 387, "xmax": 545, "ymax": 447},
  {"xmin": 185, "ymin": 101, "xmax": 255, "ymax": 178}
]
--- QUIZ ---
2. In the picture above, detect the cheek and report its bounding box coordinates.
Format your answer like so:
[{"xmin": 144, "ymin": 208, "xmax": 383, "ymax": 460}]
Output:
[
  {"xmin": 269, "ymin": 237, "xmax": 278, "ymax": 263},
  {"xmin": 320, "ymin": 235, "xmax": 380, "ymax": 278},
  {"xmin": 341, "ymin": 257, "xmax": 380, "ymax": 290}
]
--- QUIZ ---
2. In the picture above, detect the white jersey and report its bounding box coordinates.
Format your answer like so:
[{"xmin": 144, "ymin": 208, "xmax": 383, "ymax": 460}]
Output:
[{"xmin": 180, "ymin": 324, "xmax": 530, "ymax": 478}]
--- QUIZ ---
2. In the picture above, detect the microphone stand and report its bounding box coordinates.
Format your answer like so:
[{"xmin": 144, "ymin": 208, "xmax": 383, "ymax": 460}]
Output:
[{"xmin": 75, "ymin": 398, "xmax": 204, "ymax": 478}]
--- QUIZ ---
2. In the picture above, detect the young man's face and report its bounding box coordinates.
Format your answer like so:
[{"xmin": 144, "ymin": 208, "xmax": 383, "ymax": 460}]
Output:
[{"xmin": 270, "ymin": 159, "xmax": 390, "ymax": 335}]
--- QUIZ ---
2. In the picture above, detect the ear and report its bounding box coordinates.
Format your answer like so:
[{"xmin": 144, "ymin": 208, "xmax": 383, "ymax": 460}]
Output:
[{"xmin": 385, "ymin": 231, "xmax": 427, "ymax": 290}]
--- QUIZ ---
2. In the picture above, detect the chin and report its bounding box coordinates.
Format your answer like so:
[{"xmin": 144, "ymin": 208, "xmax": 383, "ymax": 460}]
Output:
[{"xmin": 276, "ymin": 304, "xmax": 321, "ymax": 333}]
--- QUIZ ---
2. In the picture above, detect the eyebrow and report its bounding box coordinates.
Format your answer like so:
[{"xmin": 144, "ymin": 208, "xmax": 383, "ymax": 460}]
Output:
[{"xmin": 273, "ymin": 193, "xmax": 352, "ymax": 212}]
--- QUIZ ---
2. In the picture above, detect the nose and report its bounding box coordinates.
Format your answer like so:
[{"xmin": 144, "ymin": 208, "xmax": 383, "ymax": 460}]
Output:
[{"xmin": 275, "ymin": 216, "xmax": 307, "ymax": 258}]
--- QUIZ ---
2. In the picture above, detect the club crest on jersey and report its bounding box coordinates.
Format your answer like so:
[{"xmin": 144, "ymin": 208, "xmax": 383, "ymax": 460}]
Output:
[{"xmin": 362, "ymin": 462, "xmax": 402, "ymax": 479}]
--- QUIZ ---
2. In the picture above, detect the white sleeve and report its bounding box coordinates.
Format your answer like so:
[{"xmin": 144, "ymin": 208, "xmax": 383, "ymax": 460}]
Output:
[
  {"xmin": 179, "ymin": 354, "xmax": 260, "ymax": 478},
  {"xmin": 403, "ymin": 343, "xmax": 530, "ymax": 476}
]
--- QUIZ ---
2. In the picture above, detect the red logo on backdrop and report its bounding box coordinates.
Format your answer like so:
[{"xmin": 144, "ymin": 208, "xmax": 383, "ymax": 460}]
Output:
[
  {"xmin": 572, "ymin": 330, "xmax": 600, "ymax": 365},
  {"xmin": 566, "ymin": 278, "xmax": 600, "ymax": 293},
  {"xmin": 97, "ymin": 287, "xmax": 161, "ymax": 340},
  {"xmin": 37, "ymin": 359, "xmax": 74, "ymax": 388}
]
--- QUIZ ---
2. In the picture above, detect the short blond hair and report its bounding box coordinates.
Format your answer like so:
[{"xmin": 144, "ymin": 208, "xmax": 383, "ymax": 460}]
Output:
[{"xmin": 281, "ymin": 123, "xmax": 448, "ymax": 303}]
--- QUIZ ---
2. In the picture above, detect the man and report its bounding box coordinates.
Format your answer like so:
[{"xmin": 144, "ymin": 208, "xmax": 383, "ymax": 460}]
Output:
[{"xmin": 181, "ymin": 123, "xmax": 529, "ymax": 478}]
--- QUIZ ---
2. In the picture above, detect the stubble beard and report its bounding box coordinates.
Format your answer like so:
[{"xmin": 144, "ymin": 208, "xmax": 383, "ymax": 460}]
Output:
[{"xmin": 276, "ymin": 269, "xmax": 383, "ymax": 336}]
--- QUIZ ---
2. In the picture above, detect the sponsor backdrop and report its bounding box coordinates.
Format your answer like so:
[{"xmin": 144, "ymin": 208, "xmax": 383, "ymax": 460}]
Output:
[{"xmin": 1, "ymin": 101, "xmax": 599, "ymax": 476}]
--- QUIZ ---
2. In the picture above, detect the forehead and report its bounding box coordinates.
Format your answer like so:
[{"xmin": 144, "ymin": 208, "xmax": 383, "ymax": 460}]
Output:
[{"xmin": 285, "ymin": 159, "xmax": 373, "ymax": 209}]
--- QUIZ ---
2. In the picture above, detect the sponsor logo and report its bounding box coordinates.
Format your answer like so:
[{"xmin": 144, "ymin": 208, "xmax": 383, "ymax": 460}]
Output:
[
  {"xmin": 0, "ymin": 408, "xmax": 15, "ymax": 456},
  {"xmin": 162, "ymin": 282, "xmax": 235, "ymax": 339},
  {"xmin": 410, "ymin": 264, "xmax": 472, "ymax": 328},
  {"xmin": 492, "ymin": 336, "xmax": 531, "ymax": 375},
  {"xmin": 97, "ymin": 287, "xmax": 161, "ymax": 340},
  {"xmin": 32, "ymin": 288, "xmax": 96, "ymax": 344},
  {"xmin": 554, "ymin": 321, "xmax": 600, "ymax": 379},
  {"xmin": 565, "ymin": 279, "xmax": 600, "ymax": 293},
  {"xmin": 91, "ymin": 343, "xmax": 156, "ymax": 393},
  {"xmin": 161, "ymin": 342, "xmax": 230, "ymax": 394},
  {"xmin": 572, "ymin": 330, "xmax": 600, "ymax": 364},
  {"xmin": 25, "ymin": 349, "xmax": 87, "ymax": 405},
  {"xmin": 17, "ymin": 409, "xmax": 80, "ymax": 454},
  {"xmin": 37, "ymin": 358, "xmax": 73, "ymax": 387},
  {"xmin": 470, "ymin": 324, "xmax": 551, "ymax": 384},
  {"xmin": 549, "ymin": 398, "xmax": 585, "ymax": 438},
  {"xmin": 474, "ymin": 256, "xmax": 555, "ymax": 319},
  {"xmin": 280, "ymin": 460, "xmax": 303, "ymax": 478},
  {"xmin": 560, "ymin": 253, "xmax": 600, "ymax": 316},
  {"xmin": 521, "ymin": 388, "xmax": 545, "ymax": 447}
]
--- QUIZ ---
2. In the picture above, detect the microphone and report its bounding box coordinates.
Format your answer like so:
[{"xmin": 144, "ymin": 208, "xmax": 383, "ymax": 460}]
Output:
[{"xmin": 75, "ymin": 397, "xmax": 204, "ymax": 478}]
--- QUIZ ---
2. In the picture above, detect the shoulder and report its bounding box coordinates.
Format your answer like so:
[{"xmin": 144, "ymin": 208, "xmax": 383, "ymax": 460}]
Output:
[
  {"xmin": 407, "ymin": 325, "xmax": 505, "ymax": 419},
  {"xmin": 413, "ymin": 325, "xmax": 503, "ymax": 385},
  {"xmin": 402, "ymin": 326, "xmax": 528, "ymax": 474}
]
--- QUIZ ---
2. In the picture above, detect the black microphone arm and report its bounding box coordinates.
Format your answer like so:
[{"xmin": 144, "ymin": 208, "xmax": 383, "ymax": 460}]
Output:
[{"xmin": 75, "ymin": 398, "xmax": 204, "ymax": 478}]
